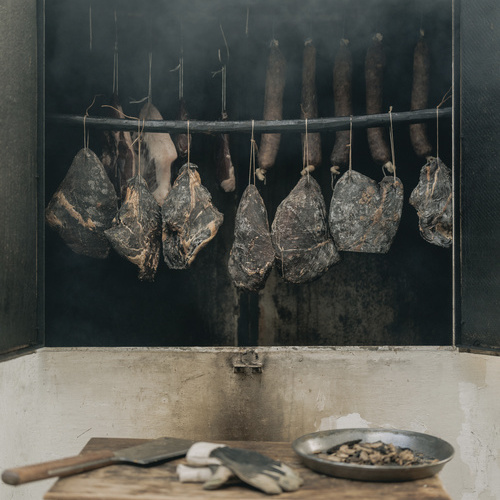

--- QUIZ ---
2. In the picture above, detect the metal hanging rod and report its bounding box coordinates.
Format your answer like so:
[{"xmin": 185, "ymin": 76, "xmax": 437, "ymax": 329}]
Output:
[{"xmin": 47, "ymin": 107, "xmax": 451, "ymax": 134}]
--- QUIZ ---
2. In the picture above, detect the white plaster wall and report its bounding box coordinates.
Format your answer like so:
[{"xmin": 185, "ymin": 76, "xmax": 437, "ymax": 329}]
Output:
[{"xmin": 0, "ymin": 347, "xmax": 499, "ymax": 500}]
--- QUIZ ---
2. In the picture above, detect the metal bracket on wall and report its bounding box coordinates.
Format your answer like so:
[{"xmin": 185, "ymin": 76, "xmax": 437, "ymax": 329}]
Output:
[{"xmin": 232, "ymin": 349, "xmax": 263, "ymax": 374}]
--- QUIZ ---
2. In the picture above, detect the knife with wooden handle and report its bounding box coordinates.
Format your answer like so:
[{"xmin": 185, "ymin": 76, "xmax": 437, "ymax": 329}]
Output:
[{"xmin": 2, "ymin": 437, "xmax": 194, "ymax": 485}]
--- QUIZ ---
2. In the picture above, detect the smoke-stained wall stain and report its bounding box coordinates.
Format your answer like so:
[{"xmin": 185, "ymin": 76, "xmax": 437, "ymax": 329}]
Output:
[{"xmin": 45, "ymin": 0, "xmax": 453, "ymax": 347}]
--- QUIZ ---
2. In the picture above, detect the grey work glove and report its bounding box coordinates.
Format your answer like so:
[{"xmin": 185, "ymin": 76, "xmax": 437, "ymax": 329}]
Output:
[
  {"xmin": 179, "ymin": 442, "xmax": 238, "ymax": 490},
  {"xmin": 176, "ymin": 463, "xmax": 236, "ymax": 488},
  {"xmin": 210, "ymin": 446, "xmax": 303, "ymax": 495}
]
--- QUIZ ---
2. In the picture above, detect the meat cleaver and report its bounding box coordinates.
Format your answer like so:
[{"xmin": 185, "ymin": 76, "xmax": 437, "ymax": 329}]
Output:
[{"xmin": 2, "ymin": 437, "xmax": 194, "ymax": 485}]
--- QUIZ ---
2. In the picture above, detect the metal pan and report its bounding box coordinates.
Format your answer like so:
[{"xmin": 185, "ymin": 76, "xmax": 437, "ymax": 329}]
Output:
[{"xmin": 292, "ymin": 428, "xmax": 454, "ymax": 482}]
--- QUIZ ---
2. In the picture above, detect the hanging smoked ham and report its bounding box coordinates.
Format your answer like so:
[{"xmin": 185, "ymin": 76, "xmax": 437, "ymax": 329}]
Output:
[
  {"xmin": 271, "ymin": 175, "xmax": 340, "ymax": 284},
  {"xmin": 105, "ymin": 176, "xmax": 161, "ymax": 281},
  {"xmin": 329, "ymin": 170, "xmax": 404, "ymax": 253},
  {"xmin": 408, "ymin": 33, "xmax": 452, "ymax": 248},
  {"xmin": 409, "ymin": 157, "xmax": 452, "ymax": 248},
  {"xmin": 228, "ymin": 184, "xmax": 274, "ymax": 292},
  {"xmin": 162, "ymin": 163, "xmax": 223, "ymax": 269},
  {"xmin": 45, "ymin": 148, "xmax": 118, "ymax": 259}
]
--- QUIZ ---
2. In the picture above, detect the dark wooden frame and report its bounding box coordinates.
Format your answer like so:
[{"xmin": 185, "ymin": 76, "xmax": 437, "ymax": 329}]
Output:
[{"xmin": 3, "ymin": 0, "xmax": 500, "ymax": 358}]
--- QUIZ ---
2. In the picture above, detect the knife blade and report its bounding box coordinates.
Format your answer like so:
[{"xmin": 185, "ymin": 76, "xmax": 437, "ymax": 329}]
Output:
[{"xmin": 2, "ymin": 437, "xmax": 194, "ymax": 485}]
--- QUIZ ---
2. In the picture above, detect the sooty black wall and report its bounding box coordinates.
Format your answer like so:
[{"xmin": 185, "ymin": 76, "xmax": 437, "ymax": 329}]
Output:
[{"xmin": 45, "ymin": 0, "xmax": 453, "ymax": 347}]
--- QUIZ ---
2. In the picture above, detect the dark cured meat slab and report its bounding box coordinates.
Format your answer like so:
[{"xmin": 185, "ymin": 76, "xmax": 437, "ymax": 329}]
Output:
[
  {"xmin": 409, "ymin": 157, "xmax": 452, "ymax": 248},
  {"xmin": 271, "ymin": 175, "xmax": 340, "ymax": 284},
  {"xmin": 137, "ymin": 102, "xmax": 178, "ymax": 207},
  {"xmin": 45, "ymin": 148, "xmax": 118, "ymax": 259},
  {"xmin": 162, "ymin": 163, "xmax": 223, "ymax": 269},
  {"xmin": 105, "ymin": 176, "xmax": 161, "ymax": 281},
  {"xmin": 329, "ymin": 170, "xmax": 403, "ymax": 254},
  {"xmin": 174, "ymin": 98, "xmax": 191, "ymax": 158},
  {"xmin": 100, "ymin": 94, "xmax": 136, "ymax": 201},
  {"xmin": 228, "ymin": 184, "xmax": 274, "ymax": 292},
  {"xmin": 215, "ymin": 112, "xmax": 236, "ymax": 193}
]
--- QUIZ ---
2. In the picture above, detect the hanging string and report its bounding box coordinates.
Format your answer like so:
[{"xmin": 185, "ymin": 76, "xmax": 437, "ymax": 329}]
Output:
[
  {"xmin": 388, "ymin": 106, "xmax": 397, "ymax": 184},
  {"xmin": 102, "ymin": 105, "xmax": 143, "ymax": 174},
  {"xmin": 131, "ymin": 117, "xmax": 146, "ymax": 216},
  {"xmin": 348, "ymin": 115, "xmax": 353, "ymax": 176},
  {"xmin": 137, "ymin": 118, "xmax": 141, "ymax": 210},
  {"xmin": 83, "ymin": 112, "xmax": 89, "ymax": 150},
  {"xmin": 220, "ymin": 23, "xmax": 230, "ymax": 61},
  {"xmin": 102, "ymin": 105, "xmax": 140, "ymax": 123},
  {"xmin": 436, "ymin": 107, "xmax": 439, "ymax": 160},
  {"xmin": 245, "ymin": 7, "xmax": 250, "ymax": 37},
  {"xmin": 305, "ymin": 118, "xmax": 310, "ymax": 168},
  {"xmin": 221, "ymin": 63, "xmax": 227, "ymax": 115},
  {"xmin": 136, "ymin": 118, "xmax": 144, "ymax": 179},
  {"xmin": 249, "ymin": 120, "xmax": 257, "ymax": 186},
  {"xmin": 211, "ymin": 25, "xmax": 230, "ymax": 119},
  {"xmin": 187, "ymin": 120, "xmax": 191, "ymax": 166},
  {"xmin": 179, "ymin": 50, "xmax": 184, "ymax": 100},
  {"xmin": 210, "ymin": 51, "xmax": 226, "ymax": 114},
  {"xmin": 169, "ymin": 48, "xmax": 184, "ymax": 100},
  {"xmin": 220, "ymin": 24, "xmax": 229, "ymax": 115},
  {"xmin": 147, "ymin": 51, "xmax": 153, "ymax": 103},
  {"xmin": 112, "ymin": 10, "xmax": 119, "ymax": 95},
  {"xmin": 436, "ymin": 87, "xmax": 452, "ymax": 160},
  {"xmin": 89, "ymin": 2, "xmax": 92, "ymax": 52},
  {"xmin": 305, "ymin": 118, "xmax": 310, "ymax": 180},
  {"xmin": 253, "ymin": 132, "xmax": 257, "ymax": 186},
  {"xmin": 83, "ymin": 95, "xmax": 99, "ymax": 150},
  {"xmin": 179, "ymin": 22, "xmax": 184, "ymax": 100},
  {"xmin": 301, "ymin": 113, "xmax": 315, "ymax": 177}
]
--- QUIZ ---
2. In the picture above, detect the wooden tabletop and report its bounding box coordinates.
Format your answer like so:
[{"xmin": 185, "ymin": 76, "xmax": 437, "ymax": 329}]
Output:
[{"xmin": 44, "ymin": 438, "xmax": 452, "ymax": 500}]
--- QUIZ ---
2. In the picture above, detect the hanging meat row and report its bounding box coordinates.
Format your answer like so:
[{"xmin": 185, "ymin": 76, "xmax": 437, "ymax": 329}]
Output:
[{"xmin": 45, "ymin": 30, "xmax": 451, "ymax": 286}]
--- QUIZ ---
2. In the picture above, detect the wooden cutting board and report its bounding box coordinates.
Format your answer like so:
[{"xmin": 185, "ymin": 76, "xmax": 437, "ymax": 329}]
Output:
[{"xmin": 44, "ymin": 438, "xmax": 452, "ymax": 500}]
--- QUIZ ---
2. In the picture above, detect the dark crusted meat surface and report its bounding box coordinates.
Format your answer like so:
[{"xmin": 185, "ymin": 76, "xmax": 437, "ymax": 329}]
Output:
[
  {"xmin": 329, "ymin": 170, "xmax": 403, "ymax": 254},
  {"xmin": 105, "ymin": 176, "xmax": 161, "ymax": 281},
  {"xmin": 409, "ymin": 157, "xmax": 452, "ymax": 248},
  {"xmin": 162, "ymin": 163, "xmax": 223, "ymax": 269},
  {"xmin": 228, "ymin": 184, "xmax": 274, "ymax": 292},
  {"xmin": 45, "ymin": 148, "xmax": 118, "ymax": 259},
  {"xmin": 271, "ymin": 175, "xmax": 340, "ymax": 284}
]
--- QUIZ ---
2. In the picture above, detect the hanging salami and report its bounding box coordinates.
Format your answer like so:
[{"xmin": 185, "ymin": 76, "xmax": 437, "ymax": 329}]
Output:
[
  {"xmin": 410, "ymin": 31, "xmax": 433, "ymax": 160},
  {"xmin": 174, "ymin": 98, "xmax": 191, "ymax": 159},
  {"xmin": 257, "ymin": 39, "xmax": 287, "ymax": 180},
  {"xmin": 330, "ymin": 38, "xmax": 352, "ymax": 173},
  {"xmin": 365, "ymin": 33, "xmax": 393, "ymax": 172},
  {"xmin": 215, "ymin": 130, "xmax": 236, "ymax": 192},
  {"xmin": 301, "ymin": 39, "xmax": 321, "ymax": 171}
]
